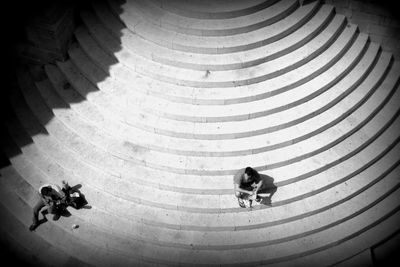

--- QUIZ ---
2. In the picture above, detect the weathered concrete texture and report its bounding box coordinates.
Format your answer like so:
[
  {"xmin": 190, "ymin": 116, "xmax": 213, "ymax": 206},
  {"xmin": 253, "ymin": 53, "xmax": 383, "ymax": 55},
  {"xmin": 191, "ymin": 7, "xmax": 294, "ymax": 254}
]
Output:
[
  {"xmin": 325, "ymin": 0, "xmax": 400, "ymax": 59},
  {"xmin": 1, "ymin": 0, "xmax": 400, "ymax": 266}
]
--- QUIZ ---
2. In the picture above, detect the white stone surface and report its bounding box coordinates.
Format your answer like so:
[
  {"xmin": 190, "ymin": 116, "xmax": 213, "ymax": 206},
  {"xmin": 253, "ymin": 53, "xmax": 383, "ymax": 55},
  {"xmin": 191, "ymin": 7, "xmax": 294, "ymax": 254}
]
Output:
[{"xmin": 2, "ymin": 0, "xmax": 400, "ymax": 265}]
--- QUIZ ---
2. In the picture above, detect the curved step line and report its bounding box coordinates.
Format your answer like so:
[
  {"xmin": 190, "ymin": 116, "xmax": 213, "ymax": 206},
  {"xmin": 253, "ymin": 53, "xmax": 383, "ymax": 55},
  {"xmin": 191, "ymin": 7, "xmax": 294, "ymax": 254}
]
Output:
[
  {"xmin": 149, "ymin": 0, "xmax": 278, "ymax": 19},
  {"xmin": 70, "ymin": 27, "xmax": 362, "ymax": 107},
  {"xmin": 2, "ymin": 158, "xmax": 400, "ymax": 252},
  {"xmin": 40, "ymin": 55, "xmax": 396, "ymax": 179},
  {"xmin": 64, "ymin": 24, "xmax": 367, "ymax": 128},
  {"xmin": 0, "ymin": 197, "xmax": 147, "ymax": 266},
  {"xmin": 134, "ymin": 0, "xmax": 298, "ymax": 36},
  {"xmin": 4, "ymin": 116, "xmax": 400, "ymax": 233},
  {"xmin": 94, "ymin": 0, "xmax": 338, "ymax": 71},
  {"xmin": 109, "ymin": 1, "xmax": 322, "ymax": 54},
  {"xmin": 82, "ymin": 8, "xmax": 345, "ymax": 88},
  {"xmin": 7, "ymin": 80, "xmax": 400, "ymax": 217},
  {"xmin": 0, "ymin": 201, "xmax": 95, "ymax": 267},
  {"xmin": 232, "ymin": 206, "xmax": 400, "ymax": 266},
  {"xmin": 7, "ymin": 78, "xmax": 400, "ymax": 216},
  {"xmin": 57, "ymin": 43, "xmax": 381, "ymax": 157},
  {"xmin": 7, "ymin": 90, "xmax": 400, "ymax": 214},
  {"xmin": 18, "ymin": 59, "xmax": 400, "ymax": 183},
  {"xmin": 74, "ymin": 31, "xmax": 367, "ymax": 140},
  {"xmin": 2, "ymin": 158, "xmax": 400, "ymax": 265},
  {"xmin": 198, "ymin": 181, "xmax": 400, "ymax": 249}
]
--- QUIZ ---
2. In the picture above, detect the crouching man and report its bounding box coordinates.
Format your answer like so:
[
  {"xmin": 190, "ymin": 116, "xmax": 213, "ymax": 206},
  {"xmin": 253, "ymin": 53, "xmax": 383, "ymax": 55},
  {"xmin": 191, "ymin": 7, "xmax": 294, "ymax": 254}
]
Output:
[{"xmin": 234, "ymin": 167, "xmax": 263, "ymax": 208}]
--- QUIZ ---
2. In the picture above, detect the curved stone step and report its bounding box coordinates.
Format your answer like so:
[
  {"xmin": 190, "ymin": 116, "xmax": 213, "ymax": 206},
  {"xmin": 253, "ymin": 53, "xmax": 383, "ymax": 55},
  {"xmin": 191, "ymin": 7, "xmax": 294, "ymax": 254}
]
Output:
[
  {"xmin": 93, "ymin": 0, "xmax": 338, "ymax": 71},
  {"xmin": 13, "ymin": 92, "xmax": 400, "ymax": 215},
  {"xmin": 7, "ymin": 67, "xmax": 395, "ymax": 214},
  {"xmin": 125, "ymin": 0, "xmax": 299, "ymax": 36},
  {"xmin": 3, "ymin": 0, "xmax": 400, "ymax": 265},
  {"xmin": 0, "ymin": 184, "xmax": 146, "ymax": 266},
  {"xmin": 0, "ymin": 173, "xmax": 85, "ymax": 267},
  {"xmin": 59, "ymin": 36, "xmax": 377, "ymax": 126},
  {"xmin": 0, "ymin": 208, "xmax": 94, "ymax": 267},
  {"xmin": 11, "ymin": 59, "xmax": 400, "ymax": 182},
  {"xmin": 4, "ymin": 107, "xmax": 400, "ymax": 242},
  {"xmin": 55, "ymin": 48, "xmax": 383, "ymax": 160},
  {"xmin": 4, "ymin": 105, "xmax": 400, "ymax": 218},
  {"xmin": 49, "ymin": 48, "xmax": 395, "ymax": 174},
  {"xmin": 10, "ymin": 68, "xmax": 400, "ymax": 207},
  {"xmin": 5, "ymin": 74, "xmax": 400, "ymax": 206},
  {"xmin": 148, "ymin": 0, "xmax": 274, "ymax": 19},
  {"xmin": 4, "ymin": 75, "xmax": 400, "ymax": 206},
  {"xmin": 81, "ymin": 6, "xmax": 340, "ymax": 88},
  {"xmin": 70, "ymin": 36, "xmax": 386, "ymax": 142},
  {"xmin": 2, "ymin": 154, "xmax": 400, "ymax": 265},
  {"xmin": 72, "ymin": 24, "xmax": 361, "ymax": 105},
  {"xmin": 26, "ymin": 57, "xmax": 399, "ymax": 179},
  {"xmin": 3, "ymin": 75, "xmax": 395, "ymax": 218},
  {"xmin": 108, "ymin": 0, "xmax": 321, "ymax": 53}
]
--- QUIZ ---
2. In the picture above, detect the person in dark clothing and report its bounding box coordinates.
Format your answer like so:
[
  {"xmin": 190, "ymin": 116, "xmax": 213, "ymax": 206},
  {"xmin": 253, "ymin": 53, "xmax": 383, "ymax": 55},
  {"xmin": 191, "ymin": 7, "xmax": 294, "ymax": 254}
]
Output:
[
  {"xmin": 233, "ymin": 167, "xmax": 263, "ymax": 208},
  {"xmin": 29, "ymin": 181, "xmax": 70, "ymax": 231}
]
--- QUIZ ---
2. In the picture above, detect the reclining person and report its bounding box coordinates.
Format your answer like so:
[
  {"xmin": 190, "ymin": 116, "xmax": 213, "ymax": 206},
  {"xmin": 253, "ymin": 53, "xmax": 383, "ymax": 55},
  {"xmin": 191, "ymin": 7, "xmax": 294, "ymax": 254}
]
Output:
[{"xmin": 29, "ymin": 181, "xmax": 69, "ymax": 231}]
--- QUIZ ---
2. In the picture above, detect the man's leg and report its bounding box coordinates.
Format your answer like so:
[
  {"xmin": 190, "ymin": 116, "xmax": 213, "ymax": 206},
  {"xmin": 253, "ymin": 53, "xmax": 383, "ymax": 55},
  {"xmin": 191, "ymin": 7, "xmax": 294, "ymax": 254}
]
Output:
[
  {"xmin": 235, "ymin": 191, "xmax": 246, "ymax": 207},
  {"xmin": 269, "ymin": 186, "xmax": 277, "ymax": 199},
  {"xmin": 236, "ymin": 187, "xmax": 253, "ymax": 208},
  {"xmin": 255, "ymin": 186, "xmax": 275, "ymax": 205},
  {"xmin": 46, "ymin": 203, "xmax": 62, "ymax": 221},
  {"xmin": 30, "ymin": 198, "xmax": 45, "ymax": 231}
]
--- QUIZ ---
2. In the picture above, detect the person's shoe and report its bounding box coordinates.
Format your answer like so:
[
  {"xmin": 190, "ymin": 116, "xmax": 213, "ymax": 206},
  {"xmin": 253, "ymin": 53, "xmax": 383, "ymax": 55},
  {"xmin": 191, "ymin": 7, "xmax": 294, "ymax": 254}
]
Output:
[
  {"xmin": 29, "ymin": 223, "xmax": 38, "ymax": 231},
  {"xmin": 238, "ymin": 198, "xmax": 245, "ymax": 208},
  {"xmin": 52, "ymin": 213, "xmax": 61, "ymax": 221}
]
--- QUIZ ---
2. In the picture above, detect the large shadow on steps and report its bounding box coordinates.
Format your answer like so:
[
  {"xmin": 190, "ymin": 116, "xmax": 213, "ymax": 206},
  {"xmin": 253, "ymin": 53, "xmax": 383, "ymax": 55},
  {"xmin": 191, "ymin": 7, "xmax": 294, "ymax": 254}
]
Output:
[
  {"xmin": 0, "ymin": 0, "xmax": 125, "ymax": 266},
  {"xmin": 0, "ymin": 0, "xmax": 400, "ymax": 266},
  {"xmin": 0, "ymin": 0, "xmax": 126, "ymax": 165},
  {"xmin": 1, "ymin": 0, "xmax": 126, "ymax": 162}
]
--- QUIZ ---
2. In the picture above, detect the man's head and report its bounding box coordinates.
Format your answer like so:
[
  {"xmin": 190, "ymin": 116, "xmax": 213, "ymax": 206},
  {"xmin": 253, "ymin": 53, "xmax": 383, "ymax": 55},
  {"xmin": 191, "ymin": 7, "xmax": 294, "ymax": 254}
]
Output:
[
  {"xmin": 244, "ymin": 167, "xmax": 255, "ymax": 181},
  {"xmin": 40, "ymin": 186, "xmax": 52, "ymax": 196}
]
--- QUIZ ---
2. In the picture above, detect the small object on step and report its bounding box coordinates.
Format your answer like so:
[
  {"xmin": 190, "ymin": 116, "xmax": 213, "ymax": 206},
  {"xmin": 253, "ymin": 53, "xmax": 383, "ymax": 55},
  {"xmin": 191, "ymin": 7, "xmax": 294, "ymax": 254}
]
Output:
[{"xmin": 63, "ymin": 82, "xmax": 71, "ymax": 90}]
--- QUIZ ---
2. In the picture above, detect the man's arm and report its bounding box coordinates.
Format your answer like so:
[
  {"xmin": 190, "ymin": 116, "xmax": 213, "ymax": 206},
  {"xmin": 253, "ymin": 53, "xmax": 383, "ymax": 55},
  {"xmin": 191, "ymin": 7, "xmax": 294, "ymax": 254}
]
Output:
[
  {"xmin": 41, "ymin": 195, "xmax": 54, "ymax": 206},
  {"xmin": 253, "ymin": 180, "xmax": 263, "ymax": 195},
  {"xmin": 234, "ymin": 183, "xmax": 253, "ymax": 195}
]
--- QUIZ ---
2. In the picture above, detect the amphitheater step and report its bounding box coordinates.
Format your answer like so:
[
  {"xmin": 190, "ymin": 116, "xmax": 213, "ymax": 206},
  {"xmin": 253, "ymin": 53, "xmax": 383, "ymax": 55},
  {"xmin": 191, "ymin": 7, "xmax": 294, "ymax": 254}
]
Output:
[{"xmin": 2, "ymin": 0, "xmax": 400, "ymax": 265}]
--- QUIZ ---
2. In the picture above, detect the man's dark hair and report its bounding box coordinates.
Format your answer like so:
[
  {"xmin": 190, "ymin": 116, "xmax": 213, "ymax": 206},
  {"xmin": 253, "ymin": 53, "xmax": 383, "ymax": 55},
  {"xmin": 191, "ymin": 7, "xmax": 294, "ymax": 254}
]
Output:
[
  {"xmin": 40, "ymin": 186, "xmax": 52, "ymax": 196},
  {"xmin": 245, "ymin": 167, "xmax": 254, "ymax": 177}
]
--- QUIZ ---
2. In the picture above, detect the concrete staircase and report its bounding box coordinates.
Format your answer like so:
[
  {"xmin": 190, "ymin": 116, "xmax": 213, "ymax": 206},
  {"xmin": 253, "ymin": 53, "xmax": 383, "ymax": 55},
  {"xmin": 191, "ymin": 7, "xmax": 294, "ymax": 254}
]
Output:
[{"xmin": 1, "ymin": 0, "xmax": 400, "ymax": 266}]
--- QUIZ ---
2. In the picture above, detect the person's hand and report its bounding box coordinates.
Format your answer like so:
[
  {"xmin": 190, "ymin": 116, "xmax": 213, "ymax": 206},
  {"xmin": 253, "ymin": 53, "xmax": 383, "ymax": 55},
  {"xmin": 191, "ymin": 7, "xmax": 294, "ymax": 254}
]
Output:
[{"xmin": 43, "ymin": 197, "xmax": 51, "ymax": 205}]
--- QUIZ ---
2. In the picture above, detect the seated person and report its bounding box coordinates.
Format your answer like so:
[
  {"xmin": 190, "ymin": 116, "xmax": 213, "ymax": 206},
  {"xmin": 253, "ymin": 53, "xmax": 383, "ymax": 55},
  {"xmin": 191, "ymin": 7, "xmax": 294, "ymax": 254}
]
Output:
[
  {"xmin": 29, "ymin": 181, "xmax": 69, "ymax": 231},
  {"xmin": 233, "ymin": 167, "xmax": 263, "ymax": 208}
]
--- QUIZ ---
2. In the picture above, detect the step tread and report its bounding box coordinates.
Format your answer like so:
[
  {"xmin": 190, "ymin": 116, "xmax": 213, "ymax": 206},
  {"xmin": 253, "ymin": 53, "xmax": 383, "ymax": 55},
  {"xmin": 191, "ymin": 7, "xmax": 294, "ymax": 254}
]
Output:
[
  {"xmin": 93, "ymin": 0, "xmax": 338, "ymax": 70},
  {"xmin": 108, "ymin": 0, "xmax": 321, "ymax": 53},
  {"xmin": 1, "ymin": 160, "xmax": 399, "ymax": 264},
  {"xmin": 82, "ymin": 6, "xmax": 340, "ymax": 87},
  {"xmin": 129, "ymin": 0, "xmax": 297, "ymax": 35}
]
